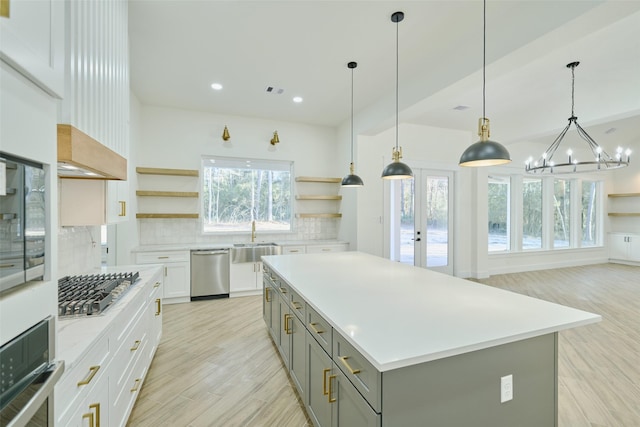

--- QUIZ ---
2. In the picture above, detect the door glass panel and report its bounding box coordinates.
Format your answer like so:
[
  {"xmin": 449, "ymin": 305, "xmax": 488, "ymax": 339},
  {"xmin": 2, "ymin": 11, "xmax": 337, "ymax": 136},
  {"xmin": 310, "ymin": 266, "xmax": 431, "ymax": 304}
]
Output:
[
  {"xmin": 488, "ymin": 176, "xmax": 510, "ymax": 252},
  {"xmin": 554, "ymin": 179, "xmax": 571, "ymax": 248},
  {"xmin": 523, "ymin": 178, "xmax": 542, "ymax": 250},
  {"xmin": 581, "ymin": 181, "xmax": 598, "ymax": 247},
  {"xmin": 425, "ymin": 176, "xmax": 448, "ymax": 268},
  {"xmin": 399, "ymin": 179, "xmax": 415, "ymax": 265}
]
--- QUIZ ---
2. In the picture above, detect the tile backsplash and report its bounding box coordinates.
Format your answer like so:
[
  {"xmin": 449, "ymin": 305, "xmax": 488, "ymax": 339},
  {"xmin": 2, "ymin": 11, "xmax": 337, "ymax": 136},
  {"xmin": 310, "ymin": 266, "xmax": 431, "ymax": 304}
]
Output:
[
  {"xmin": 58, "ymin": 226, "xmax": 102, "ymax": 277},
  {"xmin": 138, "ymin": 217, "xmax": 339, "ymax": 246}
]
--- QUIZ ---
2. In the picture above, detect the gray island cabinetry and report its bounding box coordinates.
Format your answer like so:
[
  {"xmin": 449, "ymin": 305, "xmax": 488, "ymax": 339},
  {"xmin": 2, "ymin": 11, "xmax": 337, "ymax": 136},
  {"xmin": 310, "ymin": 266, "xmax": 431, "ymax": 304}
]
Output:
[{"xmin": 262, "ymin": 252, "xmax": 600, "ymax": 427}]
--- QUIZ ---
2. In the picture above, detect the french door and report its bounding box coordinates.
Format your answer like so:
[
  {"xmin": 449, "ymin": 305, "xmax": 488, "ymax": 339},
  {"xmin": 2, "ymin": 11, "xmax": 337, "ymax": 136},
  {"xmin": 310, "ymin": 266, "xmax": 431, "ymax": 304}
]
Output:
[{"xmin": 391, "ymin": 169, "xmax": 454, "ymax": 275}]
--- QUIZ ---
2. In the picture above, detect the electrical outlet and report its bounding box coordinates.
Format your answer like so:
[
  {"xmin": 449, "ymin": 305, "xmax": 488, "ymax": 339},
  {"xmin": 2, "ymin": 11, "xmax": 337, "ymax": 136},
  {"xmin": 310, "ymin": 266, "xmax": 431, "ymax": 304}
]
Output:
[{"xmin": 501, "ymin": 374, "xmax": 513, "ymax": 403}]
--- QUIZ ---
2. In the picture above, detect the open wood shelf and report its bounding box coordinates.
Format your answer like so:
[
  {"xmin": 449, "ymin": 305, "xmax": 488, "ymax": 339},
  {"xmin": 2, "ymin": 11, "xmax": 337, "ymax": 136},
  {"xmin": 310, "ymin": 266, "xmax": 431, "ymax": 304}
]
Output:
[
  {"xmin": 608, "ymin": 193, "xmax": 640, "ymax": 198},
  {"xmin": 295, "ymin": 176, "xmax": 341, "ymax": 183},
  {"xmin": 608, "ymin": 213, "xmax": 640, "ymax": 217},
  {"xmin": 295, "ymin": 195, "xmax": 342, "ymax": 201},
  {"xmin": 296, "ymin": 213, "xmax": 342, "ymax": 219},
  {"xmin": 136, "ymin": 167, "xmax": 199, "ymax": 177},
  {"xmin": 136, "ymin": 213, "xmax": 199, "ymax": 219},
  {"xmin": 136, "ymin": 190, "xmax": 199, "ymax": 198}
]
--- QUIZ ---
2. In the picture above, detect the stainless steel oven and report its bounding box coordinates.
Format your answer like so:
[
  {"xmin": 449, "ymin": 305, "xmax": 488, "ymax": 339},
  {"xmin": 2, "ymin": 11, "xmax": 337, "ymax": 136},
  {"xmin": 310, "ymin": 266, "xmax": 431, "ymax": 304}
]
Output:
[
  {"xmin": 0, "ymin": 153, "xmax": 46, "ymax": 293},
  {"xmin": 0, "ymin": 316, "xmax": 64, "ymax": 427}
]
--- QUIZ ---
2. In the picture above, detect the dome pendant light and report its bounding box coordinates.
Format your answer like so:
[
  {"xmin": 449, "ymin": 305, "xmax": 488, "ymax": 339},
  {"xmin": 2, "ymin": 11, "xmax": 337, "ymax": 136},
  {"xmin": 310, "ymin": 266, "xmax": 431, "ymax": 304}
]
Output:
[
  {"xmin": 382, "ymin": 11, "xmax": 413, "ymax": 180},
  {"xmin": 459, "ymin": 0, "xmax": 511, "ymax": 167},
  {"xmin": 342, "ymin": 61, "xmax": 364, "ymax": 187}
]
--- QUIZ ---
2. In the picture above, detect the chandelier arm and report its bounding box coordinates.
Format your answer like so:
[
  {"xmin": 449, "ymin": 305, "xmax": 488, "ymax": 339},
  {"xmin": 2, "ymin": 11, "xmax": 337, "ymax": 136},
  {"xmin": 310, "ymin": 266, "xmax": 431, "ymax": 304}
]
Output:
[
  {"xmin": 573, "ymin": 121, "xmax": 612, "ymax": 160},
  {"xmin": 541, "ymin": 121, "xmax": 571, "ymax": 163}
]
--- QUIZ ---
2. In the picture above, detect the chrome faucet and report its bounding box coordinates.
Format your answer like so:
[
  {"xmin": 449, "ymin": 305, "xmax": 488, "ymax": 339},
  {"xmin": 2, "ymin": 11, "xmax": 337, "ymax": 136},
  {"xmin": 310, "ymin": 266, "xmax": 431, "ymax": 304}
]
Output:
[{"xmin": 251, "ymin": 220, "xmax": 256, "ymax": 242}]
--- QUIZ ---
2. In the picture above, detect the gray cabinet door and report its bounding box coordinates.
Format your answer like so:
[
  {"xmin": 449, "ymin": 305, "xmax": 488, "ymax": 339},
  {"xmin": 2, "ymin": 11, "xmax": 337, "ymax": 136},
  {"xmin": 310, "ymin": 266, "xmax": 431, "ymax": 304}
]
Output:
[
  {"xmin": 305, "ymin": 330, "xmax": 332, "ymax": 427},
  {"xmin": 290, "ymin": 313, "xmax": 306, "ymax": 396},
  {"xmin": 332, "ymin": 365, "xmax": 380, "ymax": 427},
  {"xmin": 278, "ymin": 296, "xmax": 292, "ymax": 367}
]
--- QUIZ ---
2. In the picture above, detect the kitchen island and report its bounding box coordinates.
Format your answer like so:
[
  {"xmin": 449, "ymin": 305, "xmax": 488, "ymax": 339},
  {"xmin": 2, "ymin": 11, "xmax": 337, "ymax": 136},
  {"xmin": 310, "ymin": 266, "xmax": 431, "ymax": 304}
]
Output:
[{"xmin": 262, "ymin": 252, "xmax": 600, "ymax": 427}]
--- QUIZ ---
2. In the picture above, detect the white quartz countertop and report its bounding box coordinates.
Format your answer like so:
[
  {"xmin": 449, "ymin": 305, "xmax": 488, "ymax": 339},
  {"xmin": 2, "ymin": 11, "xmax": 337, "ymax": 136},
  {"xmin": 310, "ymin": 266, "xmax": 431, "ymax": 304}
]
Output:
[
  {"xmin": 262, "ymin": 252, "xmax": 601, "ymax": 372},
  {"xmin": 132, "ymin": 240, "xmax": 347, "ymax": 252},
  {"xmin": 56, "ymin": 265, "xmax": 162, "ymax": 371}
]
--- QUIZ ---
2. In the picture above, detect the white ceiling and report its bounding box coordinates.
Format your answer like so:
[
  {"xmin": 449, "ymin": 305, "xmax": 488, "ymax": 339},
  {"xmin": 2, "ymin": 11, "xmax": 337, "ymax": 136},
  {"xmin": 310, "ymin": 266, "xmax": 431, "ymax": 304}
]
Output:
[{"xmin": 129, "ymin": 1, "xmax": 640, "ymax": 151}]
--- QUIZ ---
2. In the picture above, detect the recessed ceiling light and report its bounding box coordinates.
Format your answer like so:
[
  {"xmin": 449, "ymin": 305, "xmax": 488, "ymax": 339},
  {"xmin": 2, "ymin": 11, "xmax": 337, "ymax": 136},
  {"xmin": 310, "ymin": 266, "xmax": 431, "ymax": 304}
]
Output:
[
  {"xmin": 211, "ymin": 83, "xmax": 223, "ymax": 90},
  {"xmin": 293, "ymin": 96, "xmax": 303, "ymax": 103}
]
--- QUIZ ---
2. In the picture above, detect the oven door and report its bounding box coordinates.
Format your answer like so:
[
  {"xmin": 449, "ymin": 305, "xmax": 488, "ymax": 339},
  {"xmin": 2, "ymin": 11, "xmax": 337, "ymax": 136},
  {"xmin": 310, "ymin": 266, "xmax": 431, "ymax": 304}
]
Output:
[{"xmin": 0, "ymin": 361, "xmax": 64, "ymax": 427}]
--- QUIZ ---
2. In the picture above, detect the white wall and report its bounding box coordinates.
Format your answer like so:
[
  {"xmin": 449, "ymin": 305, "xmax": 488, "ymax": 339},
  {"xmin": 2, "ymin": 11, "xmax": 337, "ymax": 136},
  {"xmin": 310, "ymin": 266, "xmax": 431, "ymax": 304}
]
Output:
[
  {"xmin": 0, "ymin": 63, "xmax": 58, "ymax": 345},
  {"xmin": 134, "ymin": 105, "xmax": 342, "ymax": 246}
]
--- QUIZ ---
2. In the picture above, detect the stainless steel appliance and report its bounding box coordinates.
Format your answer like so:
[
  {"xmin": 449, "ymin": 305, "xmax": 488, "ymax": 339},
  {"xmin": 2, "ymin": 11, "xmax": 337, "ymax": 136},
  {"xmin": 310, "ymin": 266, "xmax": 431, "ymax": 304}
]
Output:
[
  {"xmin": 0, "ymin": 316, "xmax": 64, "ymax": 427},
  {"xmin": 191, "ymin": 249, "xmax": 230, "ymax": 300},
  {"xmin": 57, "ymin": 272, "xmax": 139, "ymax": 317},
  {"xmin": 0, "ymin": 153, "xmax": 46, "ymax": 293}
]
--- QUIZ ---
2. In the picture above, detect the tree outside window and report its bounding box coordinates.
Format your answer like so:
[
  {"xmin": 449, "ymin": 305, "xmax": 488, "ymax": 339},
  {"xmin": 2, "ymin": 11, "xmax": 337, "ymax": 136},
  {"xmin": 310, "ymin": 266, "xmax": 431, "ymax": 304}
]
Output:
[
  {"xmin": 581, "ymin": 180, "xmax": 599, "ymax": 247},
  {"xmin": 553, "ymin": 179, "xmax": 571, "ymax": 248},
  {"xmin": 201, "ymin": 157, "xmax": 292, "ymax": 233},
  {"xmin": 488, "ymin": 176, "xmax": 510, "ymax": 252},
  {"xmin": 523, "ymin": 178, "xmax": 542, "ymax": 250}
]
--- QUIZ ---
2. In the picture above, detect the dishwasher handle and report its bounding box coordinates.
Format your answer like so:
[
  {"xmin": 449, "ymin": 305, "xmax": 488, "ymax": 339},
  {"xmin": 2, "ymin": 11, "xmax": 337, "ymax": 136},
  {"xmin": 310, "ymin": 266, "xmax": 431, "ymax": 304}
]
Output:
[{"xmin": 192, "ymin": 250, "xmax": 228, "ymax": 255}]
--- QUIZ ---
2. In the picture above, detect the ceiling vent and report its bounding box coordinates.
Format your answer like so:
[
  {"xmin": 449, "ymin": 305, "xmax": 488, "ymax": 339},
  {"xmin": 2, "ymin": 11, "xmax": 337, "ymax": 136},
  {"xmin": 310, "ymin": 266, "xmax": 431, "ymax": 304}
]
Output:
[
  {"xmin": 453, "ymin": 105, "xmax": 470, "ymax": 111},
  {"xmin": 265, "ymin": 86, "xmax": 284, "ymax": 94}
]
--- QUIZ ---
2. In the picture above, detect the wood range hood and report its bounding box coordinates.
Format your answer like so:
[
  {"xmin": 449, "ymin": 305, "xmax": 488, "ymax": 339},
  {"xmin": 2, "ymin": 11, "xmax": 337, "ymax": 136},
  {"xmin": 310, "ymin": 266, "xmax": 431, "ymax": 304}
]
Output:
[{"xmin": 57, "ymin": 124, "xmax": 127, "ymax": 180}]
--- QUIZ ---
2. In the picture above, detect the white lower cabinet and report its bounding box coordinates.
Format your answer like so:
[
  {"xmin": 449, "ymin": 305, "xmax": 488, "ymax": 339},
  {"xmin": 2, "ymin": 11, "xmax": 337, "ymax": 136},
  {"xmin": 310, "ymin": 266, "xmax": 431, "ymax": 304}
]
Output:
[
  {"xmin": 263, "ymin": 265, "xmax": 378, "ymax": 427},
  {"xmin": 306, "ymin": 243, "xmax": 349, "ymax": 254},
  {"xmin": 609, "ymin": 232, "xmax": 640, "ymax": 263},
  {"xmin": 56, "ymin": 268, "xmax": 163, "ymax": 427},
  {"xmin": 135, "ymin": 250, "xmax": 190, "ymax": 303},
  {"xmin": 230, "ymin": 261, "xmax": 262, "ymax": 295}
]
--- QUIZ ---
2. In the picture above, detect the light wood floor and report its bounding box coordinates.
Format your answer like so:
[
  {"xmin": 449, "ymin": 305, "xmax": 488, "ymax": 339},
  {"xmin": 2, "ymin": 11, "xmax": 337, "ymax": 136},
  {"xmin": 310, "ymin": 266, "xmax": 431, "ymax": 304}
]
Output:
[{"xmin": 127, "ymin": 263, "xmax": 640, "ymax": 427}]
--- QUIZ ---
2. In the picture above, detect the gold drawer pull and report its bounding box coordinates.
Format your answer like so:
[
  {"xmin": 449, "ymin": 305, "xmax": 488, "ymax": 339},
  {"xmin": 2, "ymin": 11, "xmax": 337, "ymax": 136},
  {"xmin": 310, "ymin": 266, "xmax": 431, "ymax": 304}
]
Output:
[
  {"xmin": 309, "ymin": 322, "xmax": 324, "ymax": 335},
  {"xmin": 322, "ymin": 248, "xmax": 331, "ymax": 252},
  {"xmin": 154, "ymin": 281, "xmax": 161, "ymax": 288},
  {"xmin": 265, "ymin": 287, "xmax": 271, "ymax": 302},
  {"xmin": 119, "ymin": 200, "xmax": 126, "ymax": 217},
  {"xmin": 339, "ymin": 356, "xmax": 361, "ymax": 374},
  {"xmin": 279, "ymin": 287, "xmax": 287, "ymax": 294},
  {"xmin": 77, "ymin": 365, "xmax": 100, "ymax": 386},
  {"xmin": 130, "ymin": 340, "xmax": 141, "ymax": 351},
  {"xmin": 322, "ymin": 368, "xmax": 331, "ymax": 395},
  {"xmin": 89, "ymin": 403, "xmax": 101, "ymax": 427},
  {"xmin": 292, "ymin": 301, "xmax": 302, "ymax": 310},
  {"xmin": 284, "ymin": 314, "xmax": 292, "ymax": 334},
  {"xmin": 328, "ymin": 374, "xmax": 337, "ymax": 403},
  {"xmin": 82, "ymin": 412, "xmax": 94, "ymax": 427},
  {"xmin": 289, "ymin": 249, "xmax": 300, "ymax": 253},
  {"xmin": 0, "ymin": 264, "xmax": 16, "ymax": 268},
  {"xmin": 157, "ymin": 256, "xmax": 169, "ymax": 259},
  {"xmin": 155, "ymin": 298, "xmax": 161, "ymax": 315},
  {"xmin": 131, "ymin": 378, "xmax": 141, "ymax": 392}
]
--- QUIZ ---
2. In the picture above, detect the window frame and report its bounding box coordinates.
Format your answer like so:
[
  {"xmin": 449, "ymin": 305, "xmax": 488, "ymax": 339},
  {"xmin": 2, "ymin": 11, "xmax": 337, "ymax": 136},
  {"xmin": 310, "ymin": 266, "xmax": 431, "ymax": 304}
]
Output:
[{"xmin": 200, "ymin": 156, "xmax": 294, "ymax": 235}]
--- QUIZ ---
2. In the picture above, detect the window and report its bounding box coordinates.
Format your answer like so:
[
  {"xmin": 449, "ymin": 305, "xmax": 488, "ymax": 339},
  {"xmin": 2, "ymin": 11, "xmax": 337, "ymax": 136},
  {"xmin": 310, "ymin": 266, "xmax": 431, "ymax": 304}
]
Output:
[
  {"xmin": 581, "ymin": 180, "xmax": 599, "ymax": 247},
  {"xmin": 522, "ymin": 178, "xmax": 542, "ymax": 250},
  {"xmin": 488, "ymin": 176, "xmax": 510, "ymax": 252},
  {"xmin": 553, "ymin": 179, "xmax": 571, "ymax": 248},
  {"xmin": 201, "ymin": 157, "xmax": 292, "ymax": 233}
]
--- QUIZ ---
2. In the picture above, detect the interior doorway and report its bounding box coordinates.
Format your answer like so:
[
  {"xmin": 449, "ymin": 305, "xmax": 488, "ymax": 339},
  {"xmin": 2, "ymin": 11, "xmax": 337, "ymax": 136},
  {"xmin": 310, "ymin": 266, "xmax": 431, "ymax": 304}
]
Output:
[{"xmin": 390, "ymin": 169, "xmax": 454, "ymax": 275}]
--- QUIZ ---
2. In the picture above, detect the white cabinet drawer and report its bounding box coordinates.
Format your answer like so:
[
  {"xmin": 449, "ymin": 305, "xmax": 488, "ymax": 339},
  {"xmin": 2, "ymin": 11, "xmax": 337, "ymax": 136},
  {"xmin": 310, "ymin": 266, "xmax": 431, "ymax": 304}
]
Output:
[
  {"xmin": 282, "ymin": 245, "xmax": 306, "ymax": 254},
  {"xmin": 306, "ymin": 243, "xmax": 348, "ymax": 253},
  {"xmin": 111, "ymin": 332, "xmax": 150, "ymax": 427},
  {"xmin": 306, "ymin": 305, "xmax": 332, "ymax": 354},
  {"xmin": 135, "ymin": 250, "xmax": 190, "ymax": 264},
  {"xmin": 55, "ymin": 335, "xmax": 110, "ymax": 423},
  {"xmin": 333, "ymin": 333, "xmax": 381, "ymax": 413}
]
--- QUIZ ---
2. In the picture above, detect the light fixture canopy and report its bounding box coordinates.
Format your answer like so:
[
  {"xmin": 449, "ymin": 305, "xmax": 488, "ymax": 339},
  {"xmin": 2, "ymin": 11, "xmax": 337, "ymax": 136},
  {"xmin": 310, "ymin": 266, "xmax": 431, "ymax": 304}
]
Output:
[
  {"xmin": 459, "ymin": 0, "xmax": 511, "ymax": 168},
  {"xmin": 342, "ymin": 61, "xmax": 364, "ymax": 187},
  {"xmin": 382, "ymin": 11, "xmax": 413, "ymax": 180},
  {"xmin": 222, "ymin": 125, "xmax": 230, "ymax": 141},
  {"xmin": 526, "ymin": 61, "xmax": 631, "ymax": 174},
  {"xmin": 270, "ymin": 130, "xmax": 280, "ymax": 145}
]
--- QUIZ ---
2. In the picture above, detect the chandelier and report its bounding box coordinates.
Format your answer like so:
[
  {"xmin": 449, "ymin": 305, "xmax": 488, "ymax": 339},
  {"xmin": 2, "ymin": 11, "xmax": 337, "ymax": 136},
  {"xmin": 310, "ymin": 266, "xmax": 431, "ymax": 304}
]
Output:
[{"xmin": 525, "ymin": 61, "xmax": 631, "ymax": 174}]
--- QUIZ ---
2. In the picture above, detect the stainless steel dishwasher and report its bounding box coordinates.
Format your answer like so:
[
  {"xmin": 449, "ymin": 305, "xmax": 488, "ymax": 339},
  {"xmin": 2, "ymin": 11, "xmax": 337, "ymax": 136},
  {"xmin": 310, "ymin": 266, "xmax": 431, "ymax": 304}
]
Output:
[{"xmin": 190, "ymin": 249, "xmax": 230, "ymax": 300}]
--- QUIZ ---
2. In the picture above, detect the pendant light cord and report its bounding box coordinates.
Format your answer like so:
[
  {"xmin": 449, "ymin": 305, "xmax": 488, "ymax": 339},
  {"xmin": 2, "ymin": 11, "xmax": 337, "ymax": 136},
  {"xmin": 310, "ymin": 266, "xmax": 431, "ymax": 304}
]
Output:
[
  {"xmin": 395, "ymin": 15, "xmax": 399, "ymax": 151},
  {"xmin": 351, "ymin": 66, "xmax": 354, "ymax": 163},
  {"xmin": 482, "ymin": 0, "xmax": 486, "ymax": 120},
  {"xmin": 570, "ymin": 64, "xmax": 575, "ymax": 118}
]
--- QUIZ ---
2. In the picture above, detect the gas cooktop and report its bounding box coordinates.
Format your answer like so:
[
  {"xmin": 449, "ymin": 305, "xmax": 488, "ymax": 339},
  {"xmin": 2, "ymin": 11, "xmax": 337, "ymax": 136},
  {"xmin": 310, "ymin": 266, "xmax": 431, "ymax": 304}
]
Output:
[{"xmin": 57, "ymin": 272, "xmax": 139, "ymax": 317}]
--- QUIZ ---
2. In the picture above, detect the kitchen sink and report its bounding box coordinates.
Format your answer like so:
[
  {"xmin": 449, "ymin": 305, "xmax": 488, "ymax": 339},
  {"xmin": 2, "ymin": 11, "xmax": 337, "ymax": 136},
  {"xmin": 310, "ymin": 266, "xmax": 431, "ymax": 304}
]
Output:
[{"xmin": 231, "ymin": 243, "xmax": 282, "ymax": 263}]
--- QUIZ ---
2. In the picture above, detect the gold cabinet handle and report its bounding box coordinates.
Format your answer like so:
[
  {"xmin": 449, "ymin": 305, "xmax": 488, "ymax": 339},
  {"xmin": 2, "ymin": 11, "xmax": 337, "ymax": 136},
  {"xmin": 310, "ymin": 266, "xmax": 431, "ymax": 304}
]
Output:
[
  {"xmin": 82, "ymin": 412, "xmax": 94, "ymax": 427},
  {"xmin": 328, "ymin": 374, "xmax": 337, "ymax": 403},
  {"xmin": 89, "ymin": 403, "xmax": 101, "ymax": 427},
  {"xmin": 279, "ymin": 287, "xmax": 287, "ymax": 294},
  {"xmin": 289, "ymin": 249, "xmax": 300, "ymax": 253},
  {"xmin": 265, "ymin": 287, "xmax": 271, "ymax": 302},
  {"xmin": 1, "ymin": 0, "xmax": 10, "ymax": 18},
  {"xmin": 0, "ymin": 264, "xmax": 16, "ymax": 268},
  {"xmin": 131, "ymin": 378, "xmax": 141, "ymax": 392},
  {"xmin": 164, "ymin": 266, "xmax": 168, "ymax": 276},
  {"xmin": 309, "ymin": 322, "xmax": 324, "ymax": 335},
  {"xmin": 155, "ymin": 298, "xmax": 161, "ymax": 316},
  {"xmin": 119, "ymin": 200, "xmax": 126, "ymax": 217},
  {"xmin": 157, "ymin": 256, "xmax": 169, "ymax": 259},
  {"xmin": 292, "ymin": 301, "xmax": 302, "ymax": 310},
  {"xmin": 77, "ymin": 365, "xmax": 100, "ymax": 386},
  {"xmin": 322, "ymin": 248, "xmax": 331, "ymax": 252},
  {"xmin": 338, "ymin": 356, "xmax": 361, "ymax": 375},
  {"xmin": 284, "ymin": 313, "xmax": 292, "ymax": 334},
  {"xmin": 322, "ymin": 368, "xmax": 331, "ymax": 396},
  {"xmin": 130, "ymin": 340, "xmax": 141, "ymax": 351},
  {"xmin": 154, "ymin": 281, "xmax": 161, "ymax": 288}
]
